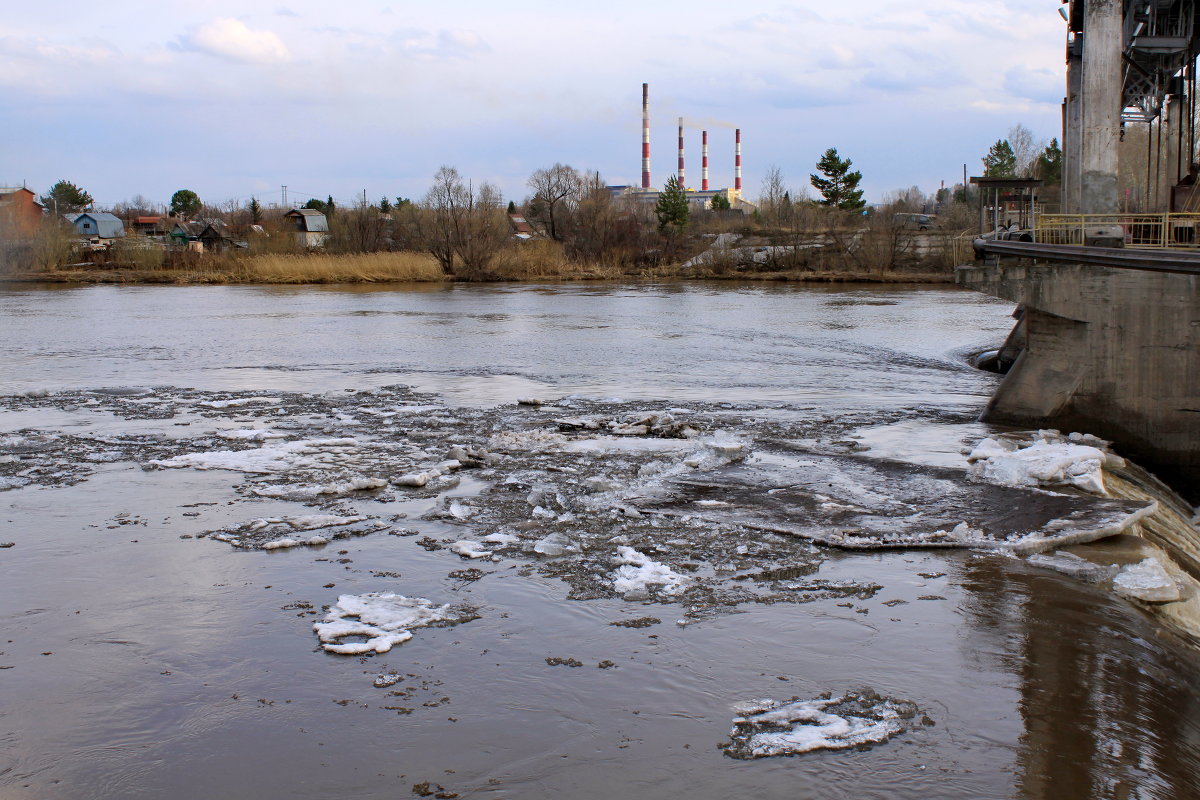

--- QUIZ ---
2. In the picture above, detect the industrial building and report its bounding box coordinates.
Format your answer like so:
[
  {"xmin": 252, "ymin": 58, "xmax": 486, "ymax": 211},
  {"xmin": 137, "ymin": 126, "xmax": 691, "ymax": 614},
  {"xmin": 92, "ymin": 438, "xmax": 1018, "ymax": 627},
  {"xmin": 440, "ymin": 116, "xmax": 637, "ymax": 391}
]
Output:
[{"xmin": 607, "ymin": 83, "xmax": 755, "ymax": 212}]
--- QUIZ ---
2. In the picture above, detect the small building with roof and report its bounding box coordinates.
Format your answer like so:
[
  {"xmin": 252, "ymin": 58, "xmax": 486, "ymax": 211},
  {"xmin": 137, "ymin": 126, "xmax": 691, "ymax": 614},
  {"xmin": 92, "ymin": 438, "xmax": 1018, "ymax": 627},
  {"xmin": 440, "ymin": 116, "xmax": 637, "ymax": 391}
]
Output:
[
  {"xmin": 70, "ymin": 212, "xmax": 125, "ymax": 242},
  {"xmin": 0, "ymin": 187, "xmax": 45, "ymax": 237},
  {"xmin": 284, "ymin": 208, "xmax": 329, "ymax": 248}
]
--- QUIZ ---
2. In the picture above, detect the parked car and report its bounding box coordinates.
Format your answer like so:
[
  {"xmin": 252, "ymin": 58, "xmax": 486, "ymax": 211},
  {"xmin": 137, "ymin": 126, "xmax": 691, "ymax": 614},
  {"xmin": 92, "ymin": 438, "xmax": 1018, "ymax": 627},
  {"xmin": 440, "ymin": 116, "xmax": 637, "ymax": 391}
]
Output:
[{"xmin": 894, "ymin": 213, "xmax": 935, "ymax": 231}]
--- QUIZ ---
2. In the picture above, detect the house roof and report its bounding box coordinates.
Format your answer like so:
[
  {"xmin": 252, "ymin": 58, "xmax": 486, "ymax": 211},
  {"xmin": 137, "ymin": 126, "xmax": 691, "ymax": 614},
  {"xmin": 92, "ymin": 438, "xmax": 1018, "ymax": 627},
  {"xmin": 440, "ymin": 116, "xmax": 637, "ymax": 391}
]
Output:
[
  {"xmin": 285, "ymin": 208, "xmax": 329, "ymax": 232},
  {"xmin": 134, "ymin": 216, "xmax": 161, "ymax": 225},
  {"xmin": 74, "ymin": 212, "xmax": 125, "ymax": 239},
  {"xmin": 198, "ymin": 220, "xmax": 233, "ymax": 239}
]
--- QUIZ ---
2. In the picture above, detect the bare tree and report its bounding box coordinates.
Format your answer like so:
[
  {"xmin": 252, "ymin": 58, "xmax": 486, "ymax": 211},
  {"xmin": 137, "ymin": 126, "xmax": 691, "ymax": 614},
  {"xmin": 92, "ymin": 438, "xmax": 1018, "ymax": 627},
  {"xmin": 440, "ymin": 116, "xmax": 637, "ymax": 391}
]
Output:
[
  {"xmin": 1007, "ymin": 124, "xmax": 1045, "ymax": 178},
  {"xmin": 419, "ymin": 166, "xmax": 470, "ymax": 275},
  {"xmin": 758, "ymin": 165, "xmax": 788, "ymax": 225},
  {"xmin": 456, "ymin": 182, "xmax": 507, "ymax": 278},
  {"xmin": 414, "ymin": 166, "xmax": 507, "ymax": 279},
  {"xmin": 527, "ymin": 163, "xmax": 582, "ymax": 241}
]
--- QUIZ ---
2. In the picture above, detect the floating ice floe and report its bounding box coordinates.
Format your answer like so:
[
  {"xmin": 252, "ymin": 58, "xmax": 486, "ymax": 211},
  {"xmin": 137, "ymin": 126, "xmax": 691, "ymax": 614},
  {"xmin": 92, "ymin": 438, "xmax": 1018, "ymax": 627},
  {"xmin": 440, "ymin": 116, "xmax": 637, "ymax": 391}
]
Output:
[
  {"xmin": 392, "ymin": 469, "xmax": 443, "ymax": 487},
  {"xmin": 612, "ymin": 546, "xmax": 688, "ymax": 597},
  {"xmin": 722, "ymin": 690, "xmax": 928, "ymax": 759},
  {"xmin": 199, "ymin": 397, "xmax": 280, "ymax": 409},
  {"xmin": 448, "ymin": 540, "xmax": 491, "ymax": 559},
  {"xmin": 967, "ymin": 431, "xmax": 1120, "ymax": 495},
  {"xmin": 1026, "ymin": 552, "xmax": 1118, "ymax": 583},
  {"xmin": 205, "ymin": 514, "xmax": 382, "ymax": 549},
  {"xmin": 218, "ymin": 429, "xmax": 286, "ymax": 442},
  {"xmin": 252, "ymin": 477, "xmax": 388, "ymax": 499},
  {"xmin": 1113, "ymin": 557, "xmax": 1182, "ymax": 603},
  {"xmin": 263, "ymin": 536, "xmax": 329, "ymax": 550},
  {"xmin": 313, "ymin": 593, "xmax": 477, "ymax": 654},
  {"xmin": 533, "ymin": 532, "xmax": 578, "ymax": 557},
  {"xmin": 150, "ymin": 438, "xmax": 362, "ymax": 475}
]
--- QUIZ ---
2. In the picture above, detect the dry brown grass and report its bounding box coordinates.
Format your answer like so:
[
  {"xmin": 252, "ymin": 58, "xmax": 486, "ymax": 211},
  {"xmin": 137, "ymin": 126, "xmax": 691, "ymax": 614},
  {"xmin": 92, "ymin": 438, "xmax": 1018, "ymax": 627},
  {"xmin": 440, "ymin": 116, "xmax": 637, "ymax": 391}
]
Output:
[
  {"xmin": 233, "ymin": 252, "xmax": 444, "ymax": 283},
  {"xmin": 491, "ymin": 240, "xmax": 626, "ymax": 280}
]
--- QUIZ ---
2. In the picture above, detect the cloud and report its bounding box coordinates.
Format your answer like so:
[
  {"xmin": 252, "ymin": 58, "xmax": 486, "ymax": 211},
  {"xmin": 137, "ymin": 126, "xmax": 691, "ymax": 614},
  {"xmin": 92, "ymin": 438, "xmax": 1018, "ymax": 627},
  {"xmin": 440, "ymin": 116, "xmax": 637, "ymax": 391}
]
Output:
[
  {"xmin": 1004, "ymin": 65, "xmax": 1062, "ymax": 104},
  {"xmin": 175, "ymin": 18, "xmax": 291, "ymax": 64},
  {"xmin": 275, "ymin": 7, "xmax": 300, "ymax": 17}
]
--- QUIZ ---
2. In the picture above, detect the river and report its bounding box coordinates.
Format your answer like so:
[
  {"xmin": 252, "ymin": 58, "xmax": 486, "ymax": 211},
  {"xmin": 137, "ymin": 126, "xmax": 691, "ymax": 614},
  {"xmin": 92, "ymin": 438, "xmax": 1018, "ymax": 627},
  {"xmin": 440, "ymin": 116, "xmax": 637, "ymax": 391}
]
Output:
[{"xmin": 1, "ymin": 282, "xmax": 1198, "ymax": 799}]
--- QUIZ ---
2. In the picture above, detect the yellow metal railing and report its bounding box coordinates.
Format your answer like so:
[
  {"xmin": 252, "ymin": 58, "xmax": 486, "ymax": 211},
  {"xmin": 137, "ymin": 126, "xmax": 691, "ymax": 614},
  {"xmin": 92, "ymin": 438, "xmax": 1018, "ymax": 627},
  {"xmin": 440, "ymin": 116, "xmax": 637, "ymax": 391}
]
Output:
[{"xmin": 1035, "ymin": 214, "xmax": 1200, "ymax": 249}]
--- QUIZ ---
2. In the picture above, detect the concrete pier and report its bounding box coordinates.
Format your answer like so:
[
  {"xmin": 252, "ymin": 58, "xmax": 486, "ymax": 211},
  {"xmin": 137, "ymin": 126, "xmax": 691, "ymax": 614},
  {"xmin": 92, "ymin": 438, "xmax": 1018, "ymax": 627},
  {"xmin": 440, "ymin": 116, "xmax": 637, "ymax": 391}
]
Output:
[
  {"xmin": 1081, "ymin": 0, "xmax": 1122, "ymax": 214},
  {"xmin": 959, "ymin": 260, "xmax": 1200, "ymax": 496}
]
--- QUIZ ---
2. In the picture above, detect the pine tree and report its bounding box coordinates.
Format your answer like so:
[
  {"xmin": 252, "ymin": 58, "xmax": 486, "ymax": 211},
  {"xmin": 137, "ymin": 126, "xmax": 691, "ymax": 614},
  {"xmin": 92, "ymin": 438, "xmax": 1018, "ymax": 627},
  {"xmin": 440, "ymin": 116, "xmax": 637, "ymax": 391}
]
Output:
[
  {"xmin": 248, "ymin": 197, "xmax": 262, "ymax": 224},
  {"xmin": 40, "ymin": 180, "xmax": 93, "ymax": 214},
  {"xmin": 379, "ymin": 196, "xmax": 392, "ymax": 213},
  {"xmin": 655, "ymin": 175, "xmax": 689, "ymax": 234},
  {"xmin": 982, "ymin": 140, "xmax": 1017, "ymax": 177},
  {"xmin": 709, "ymin": 191, "xmax": 731, "ymax": 211},
  {"xmin": 810, "ymin": 148, "xmax": 865, "ymax": 210},
  {"xmin": 1034, "ymin": 138, "xmax": 1062, "ymax": 184}
]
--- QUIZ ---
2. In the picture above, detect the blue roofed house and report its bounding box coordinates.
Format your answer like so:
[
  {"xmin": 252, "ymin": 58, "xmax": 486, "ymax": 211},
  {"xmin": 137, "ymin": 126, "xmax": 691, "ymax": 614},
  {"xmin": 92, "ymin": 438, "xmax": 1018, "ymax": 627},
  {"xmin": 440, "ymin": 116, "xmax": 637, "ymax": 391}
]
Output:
[{"xmin": 69, "ymin": 212, "xmax": 126, "ymax": 243}]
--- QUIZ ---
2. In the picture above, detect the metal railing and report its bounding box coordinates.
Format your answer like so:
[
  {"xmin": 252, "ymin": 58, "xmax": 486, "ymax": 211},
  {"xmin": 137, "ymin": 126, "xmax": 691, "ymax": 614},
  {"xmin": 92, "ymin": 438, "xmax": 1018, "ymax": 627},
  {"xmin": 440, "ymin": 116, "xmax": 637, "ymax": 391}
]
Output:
[
  {"xmin": 971, "ymin": 238, "xmax": 1200, "ymax": 275},
  {"xmin": 1035, "ymin": 213, "xmax": 1200, "ymax": 249}
]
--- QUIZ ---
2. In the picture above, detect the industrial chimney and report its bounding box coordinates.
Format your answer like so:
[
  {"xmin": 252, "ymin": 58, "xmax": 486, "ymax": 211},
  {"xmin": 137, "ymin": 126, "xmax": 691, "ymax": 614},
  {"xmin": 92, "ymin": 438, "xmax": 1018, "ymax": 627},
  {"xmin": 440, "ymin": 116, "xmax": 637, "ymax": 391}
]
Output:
[
  {"xmin": 735, "ymin": 128, "xmax": 742, "ymax": 195},
  {"xmin": 677, "ymin": 117, "xmax": 685, "ymax": 187},
  {"xmin": 641, "ymin": 84, "xmax": 651, "ymax": 190},
  {"xmin": 702, "ymin": 131, "xmax": 709, "ymax": 191}
]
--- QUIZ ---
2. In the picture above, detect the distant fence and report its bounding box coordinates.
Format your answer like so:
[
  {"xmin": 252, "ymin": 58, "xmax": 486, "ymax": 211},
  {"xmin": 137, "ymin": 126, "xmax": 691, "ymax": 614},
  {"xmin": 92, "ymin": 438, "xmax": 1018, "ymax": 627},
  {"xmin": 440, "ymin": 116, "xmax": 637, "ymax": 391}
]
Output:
[{"xmin": 1035, "ymin": 213, "xmax": 1200, "ymax": 249}]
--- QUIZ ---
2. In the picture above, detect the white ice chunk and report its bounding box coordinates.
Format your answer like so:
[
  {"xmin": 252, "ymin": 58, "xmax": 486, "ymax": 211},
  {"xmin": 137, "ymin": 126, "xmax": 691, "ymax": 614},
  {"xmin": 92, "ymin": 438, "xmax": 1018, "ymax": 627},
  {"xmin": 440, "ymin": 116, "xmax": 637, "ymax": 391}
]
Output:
[
  {"xmin": 392, "ymin": 469, "xmax": 441, "ymax": 487},
  {"xmin": 611, "ymin": 546, "xmax": 688, "ymax": 596},
  {"xmin": 199, "ymin": 397, "xmax": 280, "ymax": 409},
  {"xmin": 218, "ymin": 429, "xmax": 285, "ymax": 441},
  {"xmin": 482, "ymin": 532, "xmax": 519, "ymax": 544},
  {"xmin": 1113, "ymin": 557, "xmax": 1182, "ymax": 603},
  {"xmin": 724, "ymin": 692, "xmax": 922, "ymax": 759},
  {"xmin": 150, "ymin": 438, "xmax": 361, "ymax": 475},
  {"xmin": 252, "ymin": 477, "xmax": 387, "ymax": 498},
  {"xmin": 313, "ymin": 593, "xmax": 468, "ymax": 654},
  {"xmin": 967, "ymin": 434, "xmax": 1108, "ymax": 494},
  {"xmin": 533, "ymin": 532, "xmax": 577, "ymax": 557},
  {"xmin": 262, "ymin": 536, "xmax": 328, "ymax": 550},
  {"xmin": 448, "ymin": 540, "xmax": 491, "ymax": 559}
]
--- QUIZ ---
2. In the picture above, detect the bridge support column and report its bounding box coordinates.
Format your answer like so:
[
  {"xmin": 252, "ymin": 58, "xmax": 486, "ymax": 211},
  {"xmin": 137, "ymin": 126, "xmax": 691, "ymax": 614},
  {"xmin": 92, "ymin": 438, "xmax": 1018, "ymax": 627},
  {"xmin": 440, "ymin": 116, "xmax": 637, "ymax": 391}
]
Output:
[
  {"xmin": 959, "ymin": 260, "xmax": 1200, "ymax": 496},
  {"xmin": 1081, "ymin": 0, "xmax": 1122, "ymax": 214},
  {"xmin": 1064, "ymin": 28, "xmax": 1083, "ymax": 213}
]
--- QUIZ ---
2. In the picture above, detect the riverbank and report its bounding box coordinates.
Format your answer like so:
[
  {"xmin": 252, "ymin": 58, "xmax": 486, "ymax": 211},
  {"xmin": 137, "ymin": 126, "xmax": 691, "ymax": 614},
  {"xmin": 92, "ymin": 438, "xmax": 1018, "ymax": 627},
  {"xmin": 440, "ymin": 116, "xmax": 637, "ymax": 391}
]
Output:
[{"xmin": 0, "ymin": 255, "xmax": 956, "ymax": 286}]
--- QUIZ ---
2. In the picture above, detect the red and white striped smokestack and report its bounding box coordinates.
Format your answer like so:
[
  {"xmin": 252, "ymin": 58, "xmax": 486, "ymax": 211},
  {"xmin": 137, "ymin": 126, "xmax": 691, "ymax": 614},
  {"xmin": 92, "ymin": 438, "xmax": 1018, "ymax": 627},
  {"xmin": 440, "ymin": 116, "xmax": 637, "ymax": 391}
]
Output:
[
  {"xmin": 702, "ymin": 131, "xmax": 709, "ymax": 191},
  {"xmin": 641, "ymin": 83, "xmax": 651, "ymax": 190},
  {"xmin": 677, "ymin": 117, "xmax": 685, "ymax": 186},
  {"xmin": 734, "ymin": 128, "xmax": 742, "ymax": 194}
]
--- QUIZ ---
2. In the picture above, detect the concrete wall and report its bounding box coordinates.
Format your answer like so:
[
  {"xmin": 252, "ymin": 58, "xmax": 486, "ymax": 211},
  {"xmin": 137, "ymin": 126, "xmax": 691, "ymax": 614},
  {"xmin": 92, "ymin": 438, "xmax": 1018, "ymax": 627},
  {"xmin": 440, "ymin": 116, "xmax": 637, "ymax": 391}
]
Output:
[{"xmin": 958, "ymin": 262, "xmax": 1200, "ymax": 495}]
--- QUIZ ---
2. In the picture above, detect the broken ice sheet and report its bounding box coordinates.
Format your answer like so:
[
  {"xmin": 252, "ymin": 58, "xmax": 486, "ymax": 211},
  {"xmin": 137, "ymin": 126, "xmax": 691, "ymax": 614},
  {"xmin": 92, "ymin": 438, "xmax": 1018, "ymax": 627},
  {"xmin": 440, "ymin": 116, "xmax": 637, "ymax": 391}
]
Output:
[
  {"xmin": 635, "ymin": 445, "xmax": 1154, "ymax": 554},
  {"xmin": 723, "ymin": 690, "xmax": 929, "ymax": 759},
  {"xmin": 203, "ymin": 515, "xmax": 386, "ymax": 549},
  {"xmin": 313, "ymin": 593, "xmax": 478, "ymax": 655}
]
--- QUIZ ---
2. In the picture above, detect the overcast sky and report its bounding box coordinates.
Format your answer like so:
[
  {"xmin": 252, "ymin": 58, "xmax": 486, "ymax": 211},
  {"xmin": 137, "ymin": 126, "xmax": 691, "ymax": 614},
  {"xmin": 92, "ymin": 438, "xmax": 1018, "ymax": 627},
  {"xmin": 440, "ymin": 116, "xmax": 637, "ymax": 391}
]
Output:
[{"xmin": 0, "ymin": 1, "xmax": 1067, "ymax": 209}]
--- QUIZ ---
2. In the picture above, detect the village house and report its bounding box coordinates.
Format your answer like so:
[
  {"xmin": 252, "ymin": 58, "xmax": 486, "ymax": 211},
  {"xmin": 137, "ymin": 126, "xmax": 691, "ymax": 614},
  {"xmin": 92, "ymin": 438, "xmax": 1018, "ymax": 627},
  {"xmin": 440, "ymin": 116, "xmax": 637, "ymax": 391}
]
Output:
[
  {"xmin": 283, "ymin": 208, "xmax": 329, "ymax": 248},
  {"xmin": 68, "ymin": 211, "xmax": 125, "ymax": 243},
  {"xmin": 0, "ymin": 187, "xmax": 45, "ymax": 237}
]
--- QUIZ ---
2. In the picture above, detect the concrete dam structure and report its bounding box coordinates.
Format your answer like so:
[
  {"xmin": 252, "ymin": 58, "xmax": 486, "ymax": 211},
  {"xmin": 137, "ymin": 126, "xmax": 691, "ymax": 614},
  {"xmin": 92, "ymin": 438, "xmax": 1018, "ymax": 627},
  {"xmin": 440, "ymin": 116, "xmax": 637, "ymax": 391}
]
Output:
[{"xmin": 959, "ymin": 246, "xmax": 1200, "ymax": 495}]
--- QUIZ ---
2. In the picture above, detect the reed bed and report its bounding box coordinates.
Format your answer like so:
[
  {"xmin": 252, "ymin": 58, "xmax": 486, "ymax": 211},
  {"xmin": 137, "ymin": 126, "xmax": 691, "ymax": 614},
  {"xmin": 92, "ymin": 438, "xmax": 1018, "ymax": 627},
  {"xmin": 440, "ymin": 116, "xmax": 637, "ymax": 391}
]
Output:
[
  {"xmin": 490, "ymin": 240, "xmax": 626, "ymax": 281},
  {"xmin": 234, "ymin": 251, "xmax": 445, "ymax": 283}
]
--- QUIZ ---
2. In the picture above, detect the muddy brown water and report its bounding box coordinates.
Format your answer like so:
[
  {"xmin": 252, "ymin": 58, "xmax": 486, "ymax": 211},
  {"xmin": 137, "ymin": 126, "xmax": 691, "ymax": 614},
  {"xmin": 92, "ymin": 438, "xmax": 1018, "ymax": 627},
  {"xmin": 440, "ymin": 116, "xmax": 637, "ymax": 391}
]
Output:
[{"xmin": 2, "ymin": 282, "xmax": 1199, "ymax": 799}]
